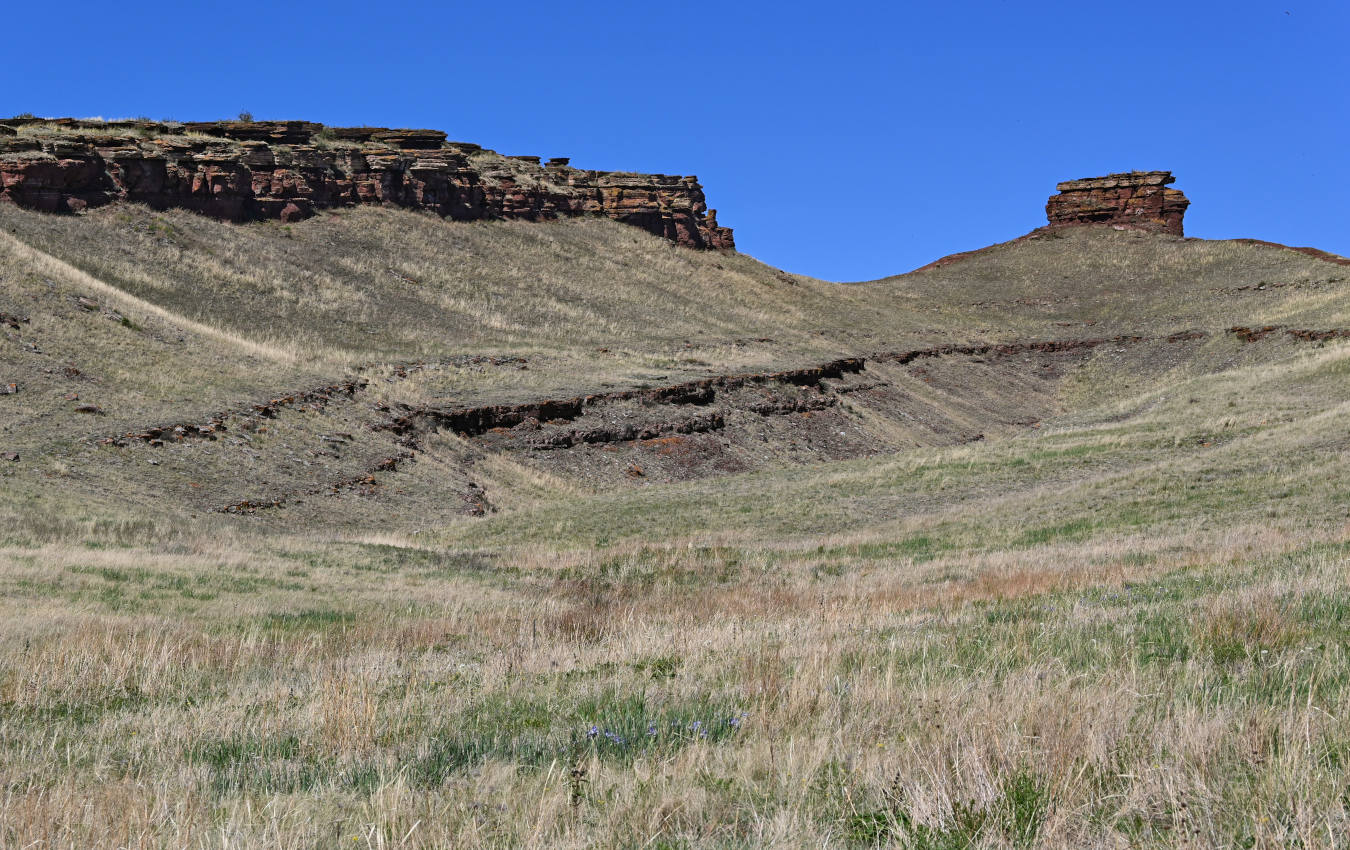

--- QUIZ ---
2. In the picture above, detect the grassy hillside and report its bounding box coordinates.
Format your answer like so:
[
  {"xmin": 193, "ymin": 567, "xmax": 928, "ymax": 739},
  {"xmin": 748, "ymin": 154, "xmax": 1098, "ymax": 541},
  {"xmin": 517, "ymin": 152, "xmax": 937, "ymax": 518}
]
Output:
[{"xmin": 2, "ymin": 203, "xmax": 1350, "ymax": 847}]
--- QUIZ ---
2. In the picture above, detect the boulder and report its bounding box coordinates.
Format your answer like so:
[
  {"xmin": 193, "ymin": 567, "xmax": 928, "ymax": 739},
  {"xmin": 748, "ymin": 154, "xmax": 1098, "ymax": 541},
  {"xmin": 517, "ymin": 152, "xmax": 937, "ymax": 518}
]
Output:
[{"xmin": 279, "ymin": 201, "xmax": 308, "ymax": 223}]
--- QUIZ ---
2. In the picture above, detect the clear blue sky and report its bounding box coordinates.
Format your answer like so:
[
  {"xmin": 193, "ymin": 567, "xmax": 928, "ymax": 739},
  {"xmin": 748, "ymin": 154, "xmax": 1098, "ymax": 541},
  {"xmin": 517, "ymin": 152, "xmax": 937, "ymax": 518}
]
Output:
[{"xmin": 2, "ymin": 1, "xmax": 1345, "ymax": 281}]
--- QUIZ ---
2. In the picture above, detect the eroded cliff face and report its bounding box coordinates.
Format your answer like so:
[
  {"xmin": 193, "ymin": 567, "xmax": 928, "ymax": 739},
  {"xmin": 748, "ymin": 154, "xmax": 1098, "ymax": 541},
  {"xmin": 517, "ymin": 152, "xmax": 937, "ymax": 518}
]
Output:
[
  {"xmin": 1045, "ymin": 171, "xmax": 1188, "ymax": 236},
  {"xmin": 0, "ymin": 118, "xmax": 733, "ymax": 249}
]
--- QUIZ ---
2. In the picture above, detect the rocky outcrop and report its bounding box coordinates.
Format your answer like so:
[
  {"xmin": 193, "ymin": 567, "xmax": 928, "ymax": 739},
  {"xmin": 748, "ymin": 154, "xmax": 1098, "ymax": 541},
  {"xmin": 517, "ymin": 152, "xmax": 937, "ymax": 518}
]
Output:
[
  {"xmin": 1045, "ymin": 171, "xmax": 1189, "ymax": 236},
  {"xmin": 374, "ymin": 358, "xmax": 866, "ymax": 441},
  {"xmin": 874, "ymin": 330, "xmax": 1207, "ymax": 365},
  {"xmin": 0, "ymin": 117, "xmax": 733, "ymax": 250},
  {"xmin": 1228, "ymin": 326, "xmax": 1350, "ymax": 344}
]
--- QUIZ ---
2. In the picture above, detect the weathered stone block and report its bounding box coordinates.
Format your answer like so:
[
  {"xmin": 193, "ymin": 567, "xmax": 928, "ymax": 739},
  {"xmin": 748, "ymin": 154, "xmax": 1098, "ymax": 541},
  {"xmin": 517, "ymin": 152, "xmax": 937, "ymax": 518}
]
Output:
[{"xmin": 1045, "ymin": 171, "xmax": 1189, "ymax": 235}]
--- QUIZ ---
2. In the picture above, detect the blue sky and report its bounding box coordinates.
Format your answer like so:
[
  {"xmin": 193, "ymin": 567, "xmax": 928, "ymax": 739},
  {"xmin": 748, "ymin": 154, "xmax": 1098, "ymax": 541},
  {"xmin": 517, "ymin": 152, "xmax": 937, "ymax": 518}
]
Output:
[{"xmin": 2, "ymin": 1, "xmax": 1345, "ymax": 280}]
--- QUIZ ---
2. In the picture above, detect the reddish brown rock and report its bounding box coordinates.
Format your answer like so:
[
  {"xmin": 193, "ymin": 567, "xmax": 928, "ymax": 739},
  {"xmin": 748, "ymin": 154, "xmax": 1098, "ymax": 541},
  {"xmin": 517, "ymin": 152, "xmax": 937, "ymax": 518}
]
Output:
[
  {"xmin": 1045, "ymin": 171, "xmax": 1189, "ymax": 236},
  {"xmin": 0, "ymin": 152, "xmax": 117, "ymax": 213},
  {"xmin": 0, "ymin": 118, "xmax": 734, "ymax": 249},
  {"xmin": 279, "ymin": 201, "xmax": 307, "ymax": 223}
]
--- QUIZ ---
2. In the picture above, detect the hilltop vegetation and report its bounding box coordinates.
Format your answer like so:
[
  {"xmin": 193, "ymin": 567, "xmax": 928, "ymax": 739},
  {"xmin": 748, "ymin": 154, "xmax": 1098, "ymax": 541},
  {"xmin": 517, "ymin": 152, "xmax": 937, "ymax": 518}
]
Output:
[{"xmin": 2, "ymin": 198, "xmax": 1350, "ymax": 847}]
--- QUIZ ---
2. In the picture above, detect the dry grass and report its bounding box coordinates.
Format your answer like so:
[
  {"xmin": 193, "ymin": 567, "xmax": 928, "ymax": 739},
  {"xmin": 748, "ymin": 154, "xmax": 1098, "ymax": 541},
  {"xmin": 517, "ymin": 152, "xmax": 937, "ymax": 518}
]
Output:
[
  {"xmin": 0, "ymin": 229, "xmax": 303, "ymax": 364},
  {"xmin": 1, "ymin": 524, "xmax": 1347, "ymax": 848},
  {"xmin": 4, "ymin": 204, "xmax": 1350, "ymax": 845}
]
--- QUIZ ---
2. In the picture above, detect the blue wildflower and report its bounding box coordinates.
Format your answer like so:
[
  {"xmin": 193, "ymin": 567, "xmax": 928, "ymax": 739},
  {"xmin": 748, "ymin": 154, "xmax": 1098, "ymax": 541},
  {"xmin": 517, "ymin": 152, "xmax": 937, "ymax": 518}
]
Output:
[{"xmin": 586, "ymin": 725, "xmax": 599, "ymax": 739}]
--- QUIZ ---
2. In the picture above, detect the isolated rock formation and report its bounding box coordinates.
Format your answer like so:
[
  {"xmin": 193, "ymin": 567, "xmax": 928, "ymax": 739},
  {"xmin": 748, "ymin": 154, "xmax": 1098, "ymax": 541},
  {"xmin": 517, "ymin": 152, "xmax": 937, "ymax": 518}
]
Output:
[
  {"xmin": 1045, "ymin": 171, "xmax": 1188, "ymax": 236},
  {"xmin": 0, "ymin": 117, "xmax": 733, "ymax": 249}
]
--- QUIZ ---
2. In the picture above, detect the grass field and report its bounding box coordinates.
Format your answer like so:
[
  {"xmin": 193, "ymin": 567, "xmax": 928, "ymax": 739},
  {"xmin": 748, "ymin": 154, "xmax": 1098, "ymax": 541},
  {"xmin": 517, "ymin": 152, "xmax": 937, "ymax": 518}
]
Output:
[{"xmin": 2, "ymin": 203, "xmax": 1350, "ymax": 847}]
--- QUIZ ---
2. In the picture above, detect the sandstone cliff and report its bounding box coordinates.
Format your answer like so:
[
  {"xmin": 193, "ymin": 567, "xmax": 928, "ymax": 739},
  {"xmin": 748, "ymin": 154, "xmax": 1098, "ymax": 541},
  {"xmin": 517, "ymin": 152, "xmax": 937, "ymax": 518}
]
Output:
[
  {"xmin": 1045, "ymin": 171, "xmax": 1188, "ymax": 236},
  {"xmin": 0, "ymin": 117, "xmax": 733, "ymax": 249}
]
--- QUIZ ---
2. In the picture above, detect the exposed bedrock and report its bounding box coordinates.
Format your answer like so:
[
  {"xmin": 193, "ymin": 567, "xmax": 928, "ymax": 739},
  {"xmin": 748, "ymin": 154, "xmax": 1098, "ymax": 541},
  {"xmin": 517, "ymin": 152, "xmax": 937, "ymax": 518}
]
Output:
[
  {"xmin": 1045, "ymin": 171, "xmax": 1189, "ymax": 236},
  {"xmin": 373, "ymin": 358, "xmax": 866, "ymax": 441},
  {"xmin": 0, "ymin": 117, "xmax": 733, "ymax": 249}
]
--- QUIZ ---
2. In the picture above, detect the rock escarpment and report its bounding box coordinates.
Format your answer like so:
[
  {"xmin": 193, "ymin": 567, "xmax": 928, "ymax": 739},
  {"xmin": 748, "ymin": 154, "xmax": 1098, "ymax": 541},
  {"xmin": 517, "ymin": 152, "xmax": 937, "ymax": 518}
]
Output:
[
  {"xmin": 0, "ymin": 117, "xmax": 733, "ymax": 249},
  {"xmin": 1045, "ymin": 171, "xmax": 1188, "ymax": 236}
]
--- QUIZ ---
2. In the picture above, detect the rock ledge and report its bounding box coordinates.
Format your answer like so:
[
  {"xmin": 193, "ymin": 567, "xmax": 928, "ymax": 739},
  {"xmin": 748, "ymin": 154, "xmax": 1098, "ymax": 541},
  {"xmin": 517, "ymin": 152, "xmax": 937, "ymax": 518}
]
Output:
[{"xmin": 0, "ymin": 117, "xmax": 733, "ymax": 249}]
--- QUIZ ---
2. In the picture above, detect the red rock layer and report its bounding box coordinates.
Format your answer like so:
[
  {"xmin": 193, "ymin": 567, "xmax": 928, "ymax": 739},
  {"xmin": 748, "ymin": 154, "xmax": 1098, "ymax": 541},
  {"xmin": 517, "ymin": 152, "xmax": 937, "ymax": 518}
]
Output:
[
  {"xmin": 0, "ymin": 118, "xmax": 733, "ymax": 250},
  {"xmin": 1045, "ymin": 171, "xmax": 1189, "ymax": 236}
]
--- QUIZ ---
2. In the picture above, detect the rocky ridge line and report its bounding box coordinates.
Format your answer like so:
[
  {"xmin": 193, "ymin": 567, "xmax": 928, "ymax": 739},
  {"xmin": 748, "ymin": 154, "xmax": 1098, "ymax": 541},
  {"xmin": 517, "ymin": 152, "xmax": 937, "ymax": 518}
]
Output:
[{"xmin": 0, "ymin": 117, "xmax": 733, "ymax": 250}]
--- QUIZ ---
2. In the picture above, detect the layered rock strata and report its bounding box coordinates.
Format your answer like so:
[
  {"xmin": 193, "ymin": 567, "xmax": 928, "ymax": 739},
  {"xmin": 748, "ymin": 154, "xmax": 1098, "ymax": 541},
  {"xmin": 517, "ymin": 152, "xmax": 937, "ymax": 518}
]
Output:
[
  {"xmin": 373, "ymin": 358, "xmax": 866, "ymax": 442},
  {"xmin": 1045, "ymin": 171, "xmax": 1189, "ymax": 236},
  {"xmin": 0, "ymin": 117, "xmax": 733, "ymax": 249}
]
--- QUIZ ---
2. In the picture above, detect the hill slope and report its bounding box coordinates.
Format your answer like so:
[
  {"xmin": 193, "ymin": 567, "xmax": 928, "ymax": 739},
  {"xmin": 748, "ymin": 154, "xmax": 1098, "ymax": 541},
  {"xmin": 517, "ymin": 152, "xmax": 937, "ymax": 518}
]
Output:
[
  {"xmin": 2, "ymin": 200, "xmax": 1347, "ymax": 535},
  {"xmin": 3, "ymin": 165, "xmax": 1350, "ymax": 846}
]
